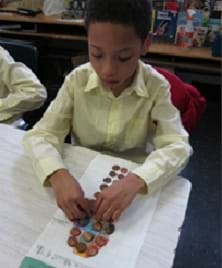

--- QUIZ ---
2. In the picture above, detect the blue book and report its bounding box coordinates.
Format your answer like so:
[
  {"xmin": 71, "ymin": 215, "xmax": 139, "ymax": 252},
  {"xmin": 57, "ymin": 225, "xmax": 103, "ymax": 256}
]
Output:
[
  {"xmin": 153, "ymin": 10, "xmax": 178, "ymax": 43},
  {"xmin": 204, "ymin": 18, "xmax": 221, "ymax": 46}
]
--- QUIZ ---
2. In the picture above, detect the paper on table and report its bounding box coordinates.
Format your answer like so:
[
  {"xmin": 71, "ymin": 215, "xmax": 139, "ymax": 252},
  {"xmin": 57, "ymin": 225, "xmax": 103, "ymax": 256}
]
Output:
[{"xmin": 20, "ymin": 154, "xmax": 160, "ymax": 268}]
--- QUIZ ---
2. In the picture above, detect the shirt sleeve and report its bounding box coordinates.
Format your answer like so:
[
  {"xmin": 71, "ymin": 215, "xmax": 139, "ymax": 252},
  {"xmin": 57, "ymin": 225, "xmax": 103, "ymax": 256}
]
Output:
[
  {"xmin": 132, "ymin": 82, "xmax": 193, "ymax": 195},
  {"xmin": 0, "ymin": 47, "xmax": 47, "ymax": 121},
  {"xmin": 23, "ymin": 75, "xmax": 74, "ymax": 185}
]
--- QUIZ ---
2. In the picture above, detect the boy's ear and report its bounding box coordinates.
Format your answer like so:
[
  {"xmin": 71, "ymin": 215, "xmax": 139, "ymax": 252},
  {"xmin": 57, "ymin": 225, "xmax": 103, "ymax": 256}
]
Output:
[{"xmin": 141, "ymin": 34, "xmax": 152, "ymax": 56}]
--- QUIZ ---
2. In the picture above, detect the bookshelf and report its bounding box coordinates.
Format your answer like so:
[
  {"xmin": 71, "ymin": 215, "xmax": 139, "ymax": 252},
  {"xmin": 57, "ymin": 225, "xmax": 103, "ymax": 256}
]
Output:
[{"xmin": 0, "ymin": 12, "xmax": 221, "ymax": 84}]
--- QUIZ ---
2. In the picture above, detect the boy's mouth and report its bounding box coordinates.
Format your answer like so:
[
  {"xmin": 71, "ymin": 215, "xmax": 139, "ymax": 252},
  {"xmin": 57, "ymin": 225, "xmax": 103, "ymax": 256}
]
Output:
[{"xmin": 102, "ymin": 79, "xmax": 120, "ymax": 87}]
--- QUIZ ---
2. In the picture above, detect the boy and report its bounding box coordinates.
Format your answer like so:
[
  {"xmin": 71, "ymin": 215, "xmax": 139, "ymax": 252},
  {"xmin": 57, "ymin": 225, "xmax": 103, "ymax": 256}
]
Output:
[
  {"xmin": 23, "ymin": 0, "xmax": 192, "ymax": 223},
  {"xmin": 0, "ymin": 46, "xmax": 47, "ymax": 125}
]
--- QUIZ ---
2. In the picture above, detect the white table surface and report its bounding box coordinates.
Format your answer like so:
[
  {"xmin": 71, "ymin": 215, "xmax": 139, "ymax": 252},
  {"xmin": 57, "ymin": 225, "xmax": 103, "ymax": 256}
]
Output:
[{"xmin": 0, "ymin": 123, "xmax": 191, "ymax": 268}]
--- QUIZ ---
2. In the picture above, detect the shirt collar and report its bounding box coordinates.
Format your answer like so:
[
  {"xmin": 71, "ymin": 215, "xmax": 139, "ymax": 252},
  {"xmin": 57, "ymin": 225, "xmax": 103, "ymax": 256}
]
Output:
[
  {"xmin": 84, "ymin": 60, "xmax": 149, "ymax": 98},
  {"xmin": 130, "ymin": 60, "xmax": 149, "ymax": 98}
]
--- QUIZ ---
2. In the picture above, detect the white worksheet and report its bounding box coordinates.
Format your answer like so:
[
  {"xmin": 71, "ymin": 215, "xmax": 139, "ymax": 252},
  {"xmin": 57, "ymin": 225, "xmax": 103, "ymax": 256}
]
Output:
[{"xmin": 20, "ymin": 155, "xmax": 160, "ymax": 268}]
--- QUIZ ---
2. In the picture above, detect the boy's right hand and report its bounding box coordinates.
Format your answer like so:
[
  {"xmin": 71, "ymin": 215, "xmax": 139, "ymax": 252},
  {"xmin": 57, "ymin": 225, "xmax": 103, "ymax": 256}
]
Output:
[{"xmin": 48, "ymin": 169, "xmax": 89, "ymax": 221}]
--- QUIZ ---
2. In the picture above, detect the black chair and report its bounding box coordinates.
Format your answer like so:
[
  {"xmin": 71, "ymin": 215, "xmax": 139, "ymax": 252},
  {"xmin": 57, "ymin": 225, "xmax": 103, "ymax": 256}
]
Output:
[
  {"xmin": 0, "ymin": 39, "xmax": 41, "ymax": 129},
  {"xmin": 0, "ymin": 39, "xmax": 38, "ymax": 74}
]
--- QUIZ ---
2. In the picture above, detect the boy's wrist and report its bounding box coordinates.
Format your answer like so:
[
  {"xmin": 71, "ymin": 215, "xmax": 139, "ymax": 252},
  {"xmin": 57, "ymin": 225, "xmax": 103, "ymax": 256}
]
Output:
[
  {"xmin": 126, "ymin": 173, "xmax": 147, "ymax": 194},
  {"xmin": 48, "ymin": 168, "xmax": 69, "ymax": 184}
]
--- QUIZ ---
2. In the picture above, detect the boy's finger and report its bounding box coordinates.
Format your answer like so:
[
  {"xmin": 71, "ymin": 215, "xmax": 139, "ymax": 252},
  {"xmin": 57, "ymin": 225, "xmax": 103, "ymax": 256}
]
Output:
[
  {"xmin": 73, "ymin": 204, "xmax": 87, "ymax": 219},
  {"xmin": 63, "ymin": 205, "xmax": 75, "ymax": 221},
  {"xmin": 78, "ymin": 198, "xmax": 90, "ymax": 215},
  {"xmin": 112, "ymin": 209, "xmax": 121, "ymax": 222},
  {"xmin": 95, "ymin": 200, "xmax": 110, "ymax": 221},
  {"xmin": 94, "ymin": 194, "xmax": 102, "ymax": 213},
  {"xmin": 102, "ymin": 205, "xmax": 116, "ymax": 221}
]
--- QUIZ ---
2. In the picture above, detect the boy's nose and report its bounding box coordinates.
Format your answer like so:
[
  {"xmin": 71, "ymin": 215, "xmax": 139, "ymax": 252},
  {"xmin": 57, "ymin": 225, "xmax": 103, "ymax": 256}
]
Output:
[{"xmin": 102, "ymin": 60, "xmax": 116, "ymax": 77}]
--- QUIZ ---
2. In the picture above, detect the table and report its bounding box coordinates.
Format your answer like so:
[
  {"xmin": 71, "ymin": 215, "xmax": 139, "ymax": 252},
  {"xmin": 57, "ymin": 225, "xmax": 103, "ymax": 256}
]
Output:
[{"xmin": 0, "ymin": 123, "xmax": 191, "ymax": 268}]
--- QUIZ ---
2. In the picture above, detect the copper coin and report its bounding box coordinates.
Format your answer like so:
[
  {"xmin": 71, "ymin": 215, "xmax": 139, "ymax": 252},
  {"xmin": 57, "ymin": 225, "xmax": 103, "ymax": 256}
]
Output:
[
  {"xmin": 118, "ymin": 174, "xmax": 124, "ymax": 179},
  {"xmin": 83, "ymin": 231, "xmax": 95, "ymax": 242},
  {"xmin": 67, "ymin": 236, "xmax": 77, "ymax": 247},
  {"xmin": 112, "ymin": 165, "xmax": 120, "ymax": 171},
  {"xmin": 109, "ymin": 171, "xmax": 116, "ymax": 177},
  {"xmin": 92, "ymin": 222, "xmax": 103, "ymax": 232},
  {"xmin": 94, "ymin": 192, "xmax": 100, "ymax": 198},
  {"xmin": 103, "ymin": 177, "xmax": 112, "ymax": 183},
  {"xmin": 76, "ymin": 242, "xmax": 87, "ymax": 253},
  {"xmin": 104, "ymin": 223, "xmax": 115, "ymax": 235},
  {"xmin": 120, "ymin": 167, "xmax": 128, "ymax": 173},
  {"xmin": 70, "ymin": 227, "xmax": 81, "ymax": 236},
  {"xmin": 78, "ymin": 218, "xmax": 90, "ymax": 227},
  {"xmin": 95, "ymin": 236, "xmax": 109, "ymax": 247},
  {"xmin": 100, "ymin": 184, "xmax": 108, "ymax": 191},
  {"xmin": 86, "ymin": 245, "xmax": 99, "ymax": 257}
]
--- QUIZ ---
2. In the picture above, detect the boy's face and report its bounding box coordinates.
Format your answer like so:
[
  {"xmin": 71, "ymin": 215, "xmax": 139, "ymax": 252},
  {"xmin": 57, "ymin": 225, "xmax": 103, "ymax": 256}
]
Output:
[{"xmin": 88, "ymin": 23, "xmax": 149, "ymax": 96}]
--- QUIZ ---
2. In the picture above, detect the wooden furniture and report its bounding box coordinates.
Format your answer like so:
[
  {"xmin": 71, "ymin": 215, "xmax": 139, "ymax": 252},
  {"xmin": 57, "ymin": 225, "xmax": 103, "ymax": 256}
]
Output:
[{"xmin": 0, "ymin": 12, "xmax": 221, "ymax": 84}]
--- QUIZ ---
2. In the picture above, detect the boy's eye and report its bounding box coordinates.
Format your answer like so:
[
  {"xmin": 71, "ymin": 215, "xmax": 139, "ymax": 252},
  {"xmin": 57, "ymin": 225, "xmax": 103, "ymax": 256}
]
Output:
[
  {"xmin": 119, "ymin": 57, "xmax": 132, "ymax": 62},
  {"xmin": 91, "ymin": 54, "xmax": 102, "ymax": 59}
]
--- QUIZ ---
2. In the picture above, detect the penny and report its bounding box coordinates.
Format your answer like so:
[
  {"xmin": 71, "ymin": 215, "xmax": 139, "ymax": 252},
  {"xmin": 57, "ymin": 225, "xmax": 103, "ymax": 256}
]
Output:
[
  {"xmin": 67, "ymin": 236, "xmax": 77, "ymax": 247},
  {"xmin": 112, "ymin": 165, "xmax": 120, "ymax": 171},
  {"xmin": 76, "ymin": 242, "xmax": 87, "ymax": 253},
  {"xmin": 83, "ymin": 232, "xmax": 95, "ymax": 242},
  {"xmin": 100, "ymin": 184, "xmax": 108, "ymax": 191},
  {"xmin": 95, "ymin": 236, "xmax": 109, "ymax": 247},
  {"xmin": 78, "ymin": 218, "xmax": 90, "ymax": 227},
  {"xmin": 109, "ymin": 171, "xmax": 116, "ymax": 177},
  {"xmin": 120, "ymin": 167, "xmax": 128, "ymax": 173},
  {"xmin": 104, "ymin": 223, "xmax": 115, "ymax": 235},
  {"xmin": 118, "ymin": 174, "xmax": 124, "ymax": 179},
  {"xmin": 103, "ymin": 177, "xmax": 112, "ymax": 183},
  {"xmin": 92, "ymin": 221, "xmax": 103, "ymax": 232},
  {"xmin": 70, "ymin": 227, "xmax": 81, "ymax": 236},
  {"xmin": 86, "ymin": 245, "xmax": 98, "ymax": 257},
  {"xmin": 94, "ymin": 192, "xmax": 100, "ymax": 198}
]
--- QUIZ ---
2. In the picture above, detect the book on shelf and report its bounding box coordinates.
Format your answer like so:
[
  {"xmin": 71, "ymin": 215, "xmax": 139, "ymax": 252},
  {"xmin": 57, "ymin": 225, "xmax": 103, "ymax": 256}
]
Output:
[
  {"xmin": 204, "ymin": 18, "xmax": 221, "ymax": 46},
  {"xmin": 152, "ymin": 0, "xmax": 165, "ymax": 10},
  {"xmin": 164, "ymin": 0, "xmax": 179, "ymax": 11},
  {"xmin": 153, "ymin": 10, "xmax": 178, "ymax": 43},
  {"xmin": 175, "ymin": 9, "xmax": 209, "ymax": 47},
  {"xmin": 210, "ymin": 0, "xmax": 222, "ymax": 18}
]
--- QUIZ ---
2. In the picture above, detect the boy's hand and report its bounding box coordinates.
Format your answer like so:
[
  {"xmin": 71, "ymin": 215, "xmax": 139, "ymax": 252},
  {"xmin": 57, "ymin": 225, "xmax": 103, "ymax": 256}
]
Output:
[
  {"xmin": 94, "ymin": 173, "xmax": 146, "ymax": 222},
  {"xmin": 49, "ymin": 169, "xmax": 89, "ymax": 221}
]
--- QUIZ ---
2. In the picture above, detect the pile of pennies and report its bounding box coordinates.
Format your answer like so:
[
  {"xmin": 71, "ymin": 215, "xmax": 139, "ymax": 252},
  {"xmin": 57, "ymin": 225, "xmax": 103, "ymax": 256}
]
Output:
[
  {"xmin": 67, "ymin": 217, "xmax": 115, "ymax": 257},
  {"xmin": 67, "ymin": 164, "xmax": 128, "ymax": 258},
  {"xmin": 99, "ymin": 165, "xmax": 129, "ymax": 192}
]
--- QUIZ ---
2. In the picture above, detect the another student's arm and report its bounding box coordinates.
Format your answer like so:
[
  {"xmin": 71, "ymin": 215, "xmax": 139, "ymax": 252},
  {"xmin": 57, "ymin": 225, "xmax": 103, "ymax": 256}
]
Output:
[
  {"xmin": 23, "ymin": 73, "xmax": 89, "ymax": 220},
  {"xmin": 132, "ymin": 82, "xmax": 193, "ymax": 195},
  {"xmin": 23, "ymin": 74, "xmax": 74, "ymax": 184},
  {"xmin": 0, "ymin": 47, "xmax": 46, "ymax": 121}
]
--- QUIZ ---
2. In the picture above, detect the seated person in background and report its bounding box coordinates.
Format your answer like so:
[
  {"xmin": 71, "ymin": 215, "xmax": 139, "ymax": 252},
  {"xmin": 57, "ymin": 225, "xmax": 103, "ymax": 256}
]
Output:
[
  {"xmin": 0, "ymin": 45, "xmax": 47, "ymax": 126},
  {"xmin": 23, "ymin": 0, "xmax": 192, "ymax": 223}
]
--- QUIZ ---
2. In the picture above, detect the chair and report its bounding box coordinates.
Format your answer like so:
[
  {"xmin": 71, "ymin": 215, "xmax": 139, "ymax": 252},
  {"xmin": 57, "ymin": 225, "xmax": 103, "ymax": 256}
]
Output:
[
  {"xmin": 0, "ymin": 39, "xmax": 40, "ymax": 129},
  {"xmin": 0, "ymin": 39, "xmax": 38, "ymax": 74},
  {"xmin": 155, "ymin": 67, "xmax": 207, "ymax": 134}
]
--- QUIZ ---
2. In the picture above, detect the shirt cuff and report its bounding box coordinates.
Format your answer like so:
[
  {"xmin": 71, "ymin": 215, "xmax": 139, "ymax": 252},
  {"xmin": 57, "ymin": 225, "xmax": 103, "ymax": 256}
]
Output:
[
  {"xmin": 35, "ymin": 157, "xmax": 67, "ymax": 186},
  {"xmin": 132, "ymin": 162, "xmax": 164, "ymax": 195}
]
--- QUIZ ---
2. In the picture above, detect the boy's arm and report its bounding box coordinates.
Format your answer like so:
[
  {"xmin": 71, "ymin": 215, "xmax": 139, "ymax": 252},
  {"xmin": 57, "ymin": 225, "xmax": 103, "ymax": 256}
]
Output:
[
  {"xmin": 133, "ymin": 83, "xmax": 193, "ymax": 195},
  {"xmin": 23, "ymin": 75, "xmax": 74, "ymax": 185},
  {"xmin": 0, "ymin": 47, "xmax": 47, "ymax": 121}
]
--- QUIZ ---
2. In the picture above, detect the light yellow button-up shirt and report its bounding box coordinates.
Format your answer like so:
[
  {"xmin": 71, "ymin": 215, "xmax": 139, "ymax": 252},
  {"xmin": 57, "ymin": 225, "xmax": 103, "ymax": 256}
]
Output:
[
  {"xmin": 23, "ymin": 61, "xmax": 192, "ymax": 195},
  {"xmin": 0, "ymin": 46, "xmax": 47, "ymax": 123}
]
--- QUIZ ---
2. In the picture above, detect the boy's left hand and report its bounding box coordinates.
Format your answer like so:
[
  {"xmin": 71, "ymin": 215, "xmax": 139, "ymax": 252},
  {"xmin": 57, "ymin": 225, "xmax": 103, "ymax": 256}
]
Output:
[{"xmin": 94, "ymin": 173, "xmax": 146, "ymax": 222}]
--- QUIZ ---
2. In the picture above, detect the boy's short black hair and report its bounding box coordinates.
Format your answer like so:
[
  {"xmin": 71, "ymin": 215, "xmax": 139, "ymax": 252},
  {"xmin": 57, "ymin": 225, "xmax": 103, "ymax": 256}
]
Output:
[{"xmin": 84, "ymin": 0, "xmax": 152, "ymax": 41}]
